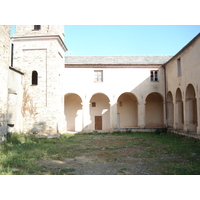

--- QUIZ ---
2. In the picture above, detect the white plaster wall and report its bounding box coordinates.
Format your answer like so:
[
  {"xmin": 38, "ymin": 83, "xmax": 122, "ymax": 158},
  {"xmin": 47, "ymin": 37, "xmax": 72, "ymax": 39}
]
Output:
[
  {"xmin": 63, "ymin": 66, "xmax": 165, "ymax": 104},
  {"xmin": 0, "ymin": 25, "xmax": 10, "ymax": 140},
  {"xmin": 8, "ymin": 69, "xmax": 24, "ymax": 132},
  {"xmin": 63, "ymin": 65, "xmax": 165, "ymax": 131},
  {"xmin": 165, "ymin": 36, "xmax": 200, "ymax": 133}
]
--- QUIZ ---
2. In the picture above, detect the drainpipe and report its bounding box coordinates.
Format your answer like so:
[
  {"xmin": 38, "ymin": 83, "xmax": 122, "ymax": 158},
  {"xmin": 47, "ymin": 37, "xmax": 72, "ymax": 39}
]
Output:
[{"xmin": 163, "ymin": 64, "xmax": 168, "ymax": 128}]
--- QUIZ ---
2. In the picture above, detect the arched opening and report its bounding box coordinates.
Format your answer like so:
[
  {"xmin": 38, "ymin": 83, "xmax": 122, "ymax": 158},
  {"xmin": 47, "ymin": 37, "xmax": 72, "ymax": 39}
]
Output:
[
  {"xmin": 117, "ymin": 93, "xmax": 138, "ymax": 128},
  {"xmin": 90, "ymin": 93, "xmax": 110, "ymax": 131},
  {"xmin": 185, "ymin": 84, "xmax": 197, "ymax": 132},
  {"xmin": 64, "ymin": 93, "xmax": 82, "ymax": 132},
  {"xmin": 145, "ymin": 92, "xmax": 164, "ymax": 127},
  {"xmin": 32, "ymin": 71, "xmax": 38, "ymax": 85},
  {"xmin": 167, "ymin": 91, "xmax": 174, "ymax": 128},
  {"xmin": 175, "ymin": 88, "xmax": 184, "ymax": 130}
]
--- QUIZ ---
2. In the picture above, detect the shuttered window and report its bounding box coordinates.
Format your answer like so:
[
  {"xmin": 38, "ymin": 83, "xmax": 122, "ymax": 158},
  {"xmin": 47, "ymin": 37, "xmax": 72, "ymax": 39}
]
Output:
[
  {"xmin": 94, "ymin": 70, "xmax": 103, "ymax": 82},
  {"xmin": 150, "ymin": 70, "xmax": 159, "ymax": 82}
]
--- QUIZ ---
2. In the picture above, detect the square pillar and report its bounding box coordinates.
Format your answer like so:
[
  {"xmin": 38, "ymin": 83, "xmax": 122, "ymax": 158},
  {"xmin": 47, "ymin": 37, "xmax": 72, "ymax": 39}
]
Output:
[{"xmin": 138, "ymin": 102, "xmax": 145, "ymax": 128}]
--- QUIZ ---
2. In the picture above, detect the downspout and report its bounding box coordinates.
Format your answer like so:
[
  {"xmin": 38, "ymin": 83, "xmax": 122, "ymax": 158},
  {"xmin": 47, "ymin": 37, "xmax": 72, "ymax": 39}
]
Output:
[{"xmin": 163, "ymin": 64, "xmax": 168, "ymax": 128}]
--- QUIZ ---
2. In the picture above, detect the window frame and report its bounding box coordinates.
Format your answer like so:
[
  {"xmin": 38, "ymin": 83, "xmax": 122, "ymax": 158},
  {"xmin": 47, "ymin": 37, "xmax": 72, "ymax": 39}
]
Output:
[
  {"xmin": 94, "ymin": 70, "xmax": 103, "ymax": 83},
  {"xmin": 150, "ymin": 70, "xmax": 159, "ymax": 82}
]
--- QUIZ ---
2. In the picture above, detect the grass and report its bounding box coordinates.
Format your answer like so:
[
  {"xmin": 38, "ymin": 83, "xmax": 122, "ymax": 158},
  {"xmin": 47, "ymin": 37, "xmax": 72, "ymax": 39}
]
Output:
[{"xmin": 0, "ymin": 132, "xmax": 200, "ymax": 175}]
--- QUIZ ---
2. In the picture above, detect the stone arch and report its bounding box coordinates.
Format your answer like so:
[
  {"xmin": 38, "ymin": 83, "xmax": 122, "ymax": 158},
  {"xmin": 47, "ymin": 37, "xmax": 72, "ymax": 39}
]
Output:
[
  {"xmin": 167, "ymin": 91, "xmax": 174, "ymax": 128},
  {"xmin": 90, "ymin": 93, "xmax": 110, "ymax": 131},
  {"xmin": 185, "ymin": 84, "xmax": 197, "ymax": 132},
  {"xmin": 117, "ymin": 92, "xmax": 138, "ymax": 128},
  {"xmin": 64, "ymin": 93, "xmax": 83, "ymax": 132},
  {"xmin": 145, "ymin": 92, "xmax": 164, "ymax": 127},
  {"xmin": 175, "ymin": 88, "xmax": 184, "ymax": 130}
]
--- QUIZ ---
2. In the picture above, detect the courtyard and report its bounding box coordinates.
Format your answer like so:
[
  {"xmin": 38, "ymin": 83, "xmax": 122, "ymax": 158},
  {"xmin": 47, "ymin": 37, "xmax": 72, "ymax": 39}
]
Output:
[{"xmin": 0, "ymin": 131, "xmax": 200, "ymax": 175}]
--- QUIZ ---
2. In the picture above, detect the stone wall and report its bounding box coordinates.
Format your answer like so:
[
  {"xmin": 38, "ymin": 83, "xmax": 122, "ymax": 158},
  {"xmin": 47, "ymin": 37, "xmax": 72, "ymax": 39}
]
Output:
[{"xmin": 12, "ymin": 25, "xmax": 67, "ymax": 135}]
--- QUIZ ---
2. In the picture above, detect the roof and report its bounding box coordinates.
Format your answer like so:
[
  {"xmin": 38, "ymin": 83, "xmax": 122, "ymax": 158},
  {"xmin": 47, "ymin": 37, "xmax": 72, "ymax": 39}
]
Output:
[{"xmin": 65, "ymin": 55, "xmax": 173, "ymax": 65}]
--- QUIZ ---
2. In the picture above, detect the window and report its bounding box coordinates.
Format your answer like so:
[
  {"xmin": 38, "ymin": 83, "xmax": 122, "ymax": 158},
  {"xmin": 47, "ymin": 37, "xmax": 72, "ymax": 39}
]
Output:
[
  {"xmin": 94, "ymin": 70, "xmax": 103, "ymax": 82},
  {"xmin": 34, "ymin": 25, "xmax": 41, "ymax": 30},
  {"xmin": 32, "ymin": 71, "xmax": 38, "ymax": 85},
  {"xmin": 177, "ymin": 58, "xmax": 182, "ymax": 76},
  {"xmin": 150, "ymin": 70, "xmax": 159, "ymax": 82},
  {"xmin": 92, "ymin": 102, "xmax": 96, "ymax": 107}
]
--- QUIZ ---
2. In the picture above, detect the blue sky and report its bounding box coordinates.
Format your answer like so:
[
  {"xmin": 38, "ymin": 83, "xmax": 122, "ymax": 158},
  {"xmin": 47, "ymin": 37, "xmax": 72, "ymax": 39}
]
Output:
[
  {"xmin": 11, "ymin": 25, "xmax": 200, "ymax": 56},
  {"xmin": 64, "ymin": 25, "xmax": 200, "ymax": 56}
]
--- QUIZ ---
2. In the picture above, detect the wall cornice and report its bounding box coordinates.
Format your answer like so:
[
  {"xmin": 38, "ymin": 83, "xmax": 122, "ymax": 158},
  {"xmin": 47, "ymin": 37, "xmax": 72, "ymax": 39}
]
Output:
[{"xmin": 11, "ymin": 35, "xmax": 68, "ymax": 52}]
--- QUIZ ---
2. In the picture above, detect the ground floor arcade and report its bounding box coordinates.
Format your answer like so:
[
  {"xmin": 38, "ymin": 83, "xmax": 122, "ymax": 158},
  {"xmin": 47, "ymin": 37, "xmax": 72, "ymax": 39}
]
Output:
[
  {"xmin": 64, "ymin": 92, "xmax": 165, "ymax": 132},
  {"xmin": 167, "ymin": 83, "xmax": 200, "ymax": 134}
]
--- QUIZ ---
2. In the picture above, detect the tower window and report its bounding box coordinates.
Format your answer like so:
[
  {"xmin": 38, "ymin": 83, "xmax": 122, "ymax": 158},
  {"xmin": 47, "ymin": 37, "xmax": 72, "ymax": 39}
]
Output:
[
  {"xmin": 150, "ymin": 70, "xmax": 159, "ymax": 82},
  {"xmin": 32, "ymin": 71, "xmax": 38, "ymax": 85},
  {"xmin": 34, "ymin": 25, "xmax": 41, "ymax": 30}
]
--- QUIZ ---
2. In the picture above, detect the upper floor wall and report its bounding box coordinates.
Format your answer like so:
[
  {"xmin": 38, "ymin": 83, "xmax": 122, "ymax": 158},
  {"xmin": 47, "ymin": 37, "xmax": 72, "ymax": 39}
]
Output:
[
  {"xmin": 165, "ymin": 33, "xmax": 200, "ymax": 98},
  {"xmin": 64, "ymin": 55, "xmax": 171, "ymax": 104}
]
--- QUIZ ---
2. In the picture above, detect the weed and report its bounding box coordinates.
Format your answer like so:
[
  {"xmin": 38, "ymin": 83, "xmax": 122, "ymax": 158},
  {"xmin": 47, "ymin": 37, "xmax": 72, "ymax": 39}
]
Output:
[
  {"xmin": 1, "ymin": 132, "xmax": 200, "ymax": 174},
  {"xmin": 118, "ymin": 168, "xmax": 128, "ymax": 173}
]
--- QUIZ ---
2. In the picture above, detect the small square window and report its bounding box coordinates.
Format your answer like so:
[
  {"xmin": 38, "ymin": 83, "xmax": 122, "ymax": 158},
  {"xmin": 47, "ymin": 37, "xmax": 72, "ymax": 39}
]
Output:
[
  {"xmin": 92, "ymin": 102, "xmax": 96, "ymax": 107},
  {"xmin": 94, "ymin": 70, "xmax": 103, "ymax": 82},
  {"xmin": 34, "ymin": 25, "xmax": 41, "ymax": 30},
  {"xmin": 150, "ymin": 70, "xmax": 159, "ymax": 82}
]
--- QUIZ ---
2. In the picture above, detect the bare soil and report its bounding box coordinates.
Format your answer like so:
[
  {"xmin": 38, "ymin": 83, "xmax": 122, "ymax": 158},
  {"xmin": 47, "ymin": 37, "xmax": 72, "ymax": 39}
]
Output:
[{"xmin": 37, "ymin": 134, "xmax": 166, "ymax": 175}]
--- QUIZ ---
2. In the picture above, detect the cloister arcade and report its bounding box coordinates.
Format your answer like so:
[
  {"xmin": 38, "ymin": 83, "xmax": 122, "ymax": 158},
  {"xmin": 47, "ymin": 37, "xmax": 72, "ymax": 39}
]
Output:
[
  {"xmin": 64, "ymin": 91, "xmax": 165, "ymax": 132},
  {"xmin": 166, "ymin": 83, "xmax": 198, "ymax": 133}
]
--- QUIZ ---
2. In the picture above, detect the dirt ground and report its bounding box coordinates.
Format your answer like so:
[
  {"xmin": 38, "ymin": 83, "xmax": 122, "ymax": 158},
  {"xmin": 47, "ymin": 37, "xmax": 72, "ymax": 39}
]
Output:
[{"xmin": 37, "ymin": 134, "xmax": 165, "ymax": 175}]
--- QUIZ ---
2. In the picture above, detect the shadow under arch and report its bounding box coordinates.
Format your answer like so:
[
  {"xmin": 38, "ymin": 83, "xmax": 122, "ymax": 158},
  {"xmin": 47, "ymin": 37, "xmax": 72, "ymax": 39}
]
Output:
[
  {"xmin": 185, "ymin": 83, "xmax": 197, "ymax": 132},
  {"xmin": 89, "ymin": 93, "xmax": 110, "ymax": 131},
  {"xmin": 145, "ymin": 92, "xmax": 164, "ymax": 127},
  {"xmin": 175, "ymin": 88, "xmax": 184, "ymax": 130},
  {"xmin": 117, "ymin": 92, "xmax": 138, "ymax": 128},
  {"xmin": 167, "ymin": 91, "xmax": 174, "ymax": 128},
  {"xmin": 64, "ymin": 93, "xmax": 83, "ymax": 132}
]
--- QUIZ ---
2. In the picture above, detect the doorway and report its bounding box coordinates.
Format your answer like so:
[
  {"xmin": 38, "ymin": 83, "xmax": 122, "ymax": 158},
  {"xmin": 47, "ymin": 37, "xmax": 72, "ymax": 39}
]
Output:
[{"xmin": 95, "ymin": 116, "xmax": 102, "ymax": 130}]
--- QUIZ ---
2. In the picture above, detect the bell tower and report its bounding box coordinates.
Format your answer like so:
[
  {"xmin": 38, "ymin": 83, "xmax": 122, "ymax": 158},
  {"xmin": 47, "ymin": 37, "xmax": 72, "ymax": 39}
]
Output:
[
  {"xmin": 12, "ymin": 25, "xmax": 67, "ymax": 134},
  {"xmin": 14, "ymin": 25, "xmax": 65, "ymax": 40}
]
